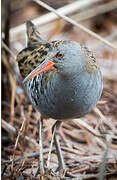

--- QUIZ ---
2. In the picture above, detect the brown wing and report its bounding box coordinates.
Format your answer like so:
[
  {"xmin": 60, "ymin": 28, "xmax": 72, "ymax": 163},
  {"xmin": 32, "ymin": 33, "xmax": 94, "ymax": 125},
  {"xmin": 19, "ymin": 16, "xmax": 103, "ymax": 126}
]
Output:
[
  {"xmin": 80, "ymin": 44, "xmax": 99, "ymax": 73},
  {"xmin": 16, "ymin": 42, "xmax": 52, "ymax": 78}
]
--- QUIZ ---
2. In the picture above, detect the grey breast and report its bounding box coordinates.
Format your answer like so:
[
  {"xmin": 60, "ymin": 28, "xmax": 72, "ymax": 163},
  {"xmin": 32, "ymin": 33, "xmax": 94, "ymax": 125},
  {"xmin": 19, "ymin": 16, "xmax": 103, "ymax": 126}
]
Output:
[{"xmin": 26, "ymin": 68, "xmax": 102, "ymax": 120}]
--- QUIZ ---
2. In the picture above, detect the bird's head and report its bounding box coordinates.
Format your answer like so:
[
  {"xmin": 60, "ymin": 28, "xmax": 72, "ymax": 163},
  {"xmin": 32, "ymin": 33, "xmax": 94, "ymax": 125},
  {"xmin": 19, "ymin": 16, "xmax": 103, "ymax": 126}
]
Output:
[
  {"xmin": 23, "ymin": 21, "xmax": 98, "ymax": 83},
  {"xmin": 23, "ymin": 41, "xmax": 88, "ymax": 83}
]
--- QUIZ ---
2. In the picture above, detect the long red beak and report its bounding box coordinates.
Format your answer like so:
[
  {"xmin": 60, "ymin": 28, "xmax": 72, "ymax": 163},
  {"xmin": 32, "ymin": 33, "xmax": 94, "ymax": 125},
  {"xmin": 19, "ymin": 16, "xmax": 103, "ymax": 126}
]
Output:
[
  {"xmin": 31, "ymin": 61, "xmax": 55, "ymax": 79},
  {"xmin": 23, "ymin": 60, "xmax": 55, "ymax": 83}
]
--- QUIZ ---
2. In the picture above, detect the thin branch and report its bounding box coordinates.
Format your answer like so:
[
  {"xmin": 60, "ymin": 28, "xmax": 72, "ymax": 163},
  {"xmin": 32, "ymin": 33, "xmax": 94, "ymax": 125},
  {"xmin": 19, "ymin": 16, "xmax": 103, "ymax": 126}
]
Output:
[
  {"xmin": 2, "ymin": 119, "xmax": 16, "ymax": 135},
  {"xmin": 94, "ymin": 31, "xmax": 117, "ymax": 50},
  {"xmin": 98, "ymin": 135, "xmax": 112, "ymax": 180},
  {"xmin": 72, "ymin": 0, "xmax": 117, "ymax": 22},
  {"xmin": 9, "ymin": 73, "xmax": 16, "ymax": 125},
  {"xmin": 33, "ymin": 0, "xmax": 116, "ymax": 49},
  {"xmin": 11, "ymin": 106, "xmax": 27, "ymax": 170},
  {"xmin": 10, "ymin": 0, "xmax": 101, "ymax": 40},
  {"xmin": 2, "ymin": 148, "xmax": 55, "ymax": 164},
  {"xmin": 25, "ymin": 105, "xmax": 32, "ymax": 135},
  {"xmin": 2, "ymin": 41, "xmax": 33, "ymax": 103},
  {"xmin": 2, "ymin": 41, "xmax": 16, "ymax": 60},
  {"xmin": 39, "ymin": 116, "xmax": 45, "ymax": 175},
  {"xmin": 93, "ymin": 107, "xmax": 117, "ymax": 134},
  {"xmin": 72, "ymin": 119, "xmax": 117, "ymax": 141},
  {"xmin": 4, "ymin": 0, "xmax": 10, "ymax": 49}
]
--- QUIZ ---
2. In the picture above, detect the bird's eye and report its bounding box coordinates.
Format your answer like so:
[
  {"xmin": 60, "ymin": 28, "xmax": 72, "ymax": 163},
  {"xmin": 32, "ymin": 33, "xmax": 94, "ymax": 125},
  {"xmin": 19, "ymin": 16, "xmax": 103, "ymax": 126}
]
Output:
[{"xmin": 56, "ymin": 52, "xmax": 64, "ymax": 59}]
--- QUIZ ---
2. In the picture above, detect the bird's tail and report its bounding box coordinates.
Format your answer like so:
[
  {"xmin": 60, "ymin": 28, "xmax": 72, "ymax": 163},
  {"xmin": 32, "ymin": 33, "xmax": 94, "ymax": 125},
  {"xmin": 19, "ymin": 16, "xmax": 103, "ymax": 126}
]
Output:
[{"xmin": 26, "ymin": 20, "xmax": 46, "ymax": 46}]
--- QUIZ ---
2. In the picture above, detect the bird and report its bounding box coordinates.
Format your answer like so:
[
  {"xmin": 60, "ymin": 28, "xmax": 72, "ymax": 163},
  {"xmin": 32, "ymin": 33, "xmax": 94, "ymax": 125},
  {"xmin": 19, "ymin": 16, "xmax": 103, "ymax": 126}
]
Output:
[{"xmin": 16, "ymin": 21, "xmax": 103, "ymax": 175}]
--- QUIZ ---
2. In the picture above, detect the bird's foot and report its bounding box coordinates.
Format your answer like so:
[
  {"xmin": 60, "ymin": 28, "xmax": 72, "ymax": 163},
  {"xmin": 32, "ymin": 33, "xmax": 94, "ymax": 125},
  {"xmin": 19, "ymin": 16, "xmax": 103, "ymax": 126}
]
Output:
[
  {"xmin": 34, "ymin": 160, "xmax": 47, "ymax": 177},
  {"xmin": 55, "ymin": 165, "xmax": 68, "ymax": 177},
  {"xmin": 52, "ymin": 121, "xmax": 68, "ymax": 177}
]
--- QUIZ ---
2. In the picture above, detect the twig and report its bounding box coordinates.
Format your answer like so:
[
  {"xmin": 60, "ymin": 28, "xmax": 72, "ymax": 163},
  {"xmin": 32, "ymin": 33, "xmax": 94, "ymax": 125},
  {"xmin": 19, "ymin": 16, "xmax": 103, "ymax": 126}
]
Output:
[
  {"xmin": 2, "ymin": 53, "xmax": 14, "ymax": 77},
  {"xmin": 10, "ymin": 0, "xmax": 101, "ymax": 40},
  {"xmin": 73, "ymin": 119, "xmax": 117, "ymax": 143},
  {"xmin": 95, "ymin": 137, "xmax": 106, "ymax": 149},
  {"xmin": 94, "ymin": 31, "xmax": 117, "ymax": 50},
  {"xmin": 2, "ymin": 41, "xmax": 16, "ymax": 60},
  {"xmin": 11, "ymin": 106, "xmax": 27, "ymax": 171},
  {"xmin": 9, "ymin": 73, "xmax": 16, "ymax": 125},
  {"xmin": 93, "ymin": 107, "xmax": 117, "ymax": 134},
  {"xmin": 2, "ymin": 41, "xmax": 33, "ymax": 103},
  {"xmin": 24, "ymin": 136, "xmax": 40, "ymax": 149},
  {"xmin": 25, "ymin": 105, "xmax": 32, "ymax": 135},
  {"xmin": 2, "ymin": 119, "xmax": 16, "ymax": 135},
  {"xmin": 39, "ymin": 116, "xmax": 44, "ymax": 175},
  {"xmin": 73, "ymin": 119, "xmax": 103, "ymax": 139},
  {"xmin": 49, "ymin": 1, "xmax": 117, "ymax": 41},
  {"xmin": 33, "ymin": 0, "xmax": 116, "ymax": 49},
  {"xmin": 16, "ymin": 157, "xmax": 26, "ymax": 177},
  {"xmin": 61, "ymin": 146, "xmax": 85, "ymax": 156},
  {"xmin": 72, "ymin": 165, "xmax": 90, "ymax": 174},
  {"xmin": 2, "ymin": 148, "xmax": 55, "ymax": 164},
  {"xmin": 72, "ymin": 0, "xmax": 117, "ymax": 22},
  {"xmin": 4, "ymin": 0, "xmax": 10, "ymax": 49},
  {"xmin": 98, "ymin": 135, "xmax": 112, "ymax": 180},
  {"xmin": 2, "ymin": 164, "xmax": 8, "ymax": 177},
  {"xmin": 98, "ymin": 101, "xmax": 107, "ymax": 105}
]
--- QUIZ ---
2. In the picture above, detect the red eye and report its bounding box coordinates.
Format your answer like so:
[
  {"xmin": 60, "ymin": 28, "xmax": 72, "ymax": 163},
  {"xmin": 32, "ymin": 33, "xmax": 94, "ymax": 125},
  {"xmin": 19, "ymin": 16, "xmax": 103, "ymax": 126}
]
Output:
[{"xmin": 56, "ymin": 52, "xmax": 64, "ymax": 58}]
